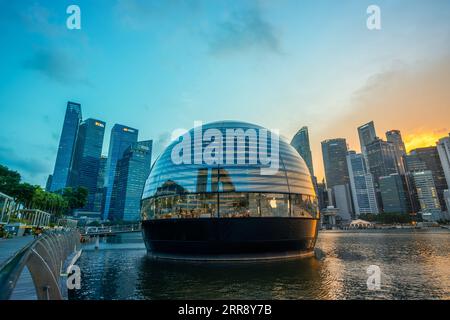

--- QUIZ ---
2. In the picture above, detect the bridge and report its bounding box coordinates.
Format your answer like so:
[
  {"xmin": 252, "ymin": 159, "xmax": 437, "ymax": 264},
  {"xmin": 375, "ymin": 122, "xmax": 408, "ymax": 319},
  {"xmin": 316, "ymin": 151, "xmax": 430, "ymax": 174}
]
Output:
[
  {"xmin": 79, "ymin": 223, "xmax": 142, "ymax": 237},
  {"xmin": 0, "ymin": 229, "xmax": 81, "ymax": 300}
]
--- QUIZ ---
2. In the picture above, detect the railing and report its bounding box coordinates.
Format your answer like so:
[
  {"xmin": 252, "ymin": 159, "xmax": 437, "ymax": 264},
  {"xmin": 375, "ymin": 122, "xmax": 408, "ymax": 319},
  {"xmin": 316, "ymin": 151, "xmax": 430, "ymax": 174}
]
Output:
[
  {"xmin": 79, "ymin": 223, "xmax": 141, "ymax": 236},
  {"xmin": 0, "ymin": 229, "xmax": 80, "ymax": 300}
]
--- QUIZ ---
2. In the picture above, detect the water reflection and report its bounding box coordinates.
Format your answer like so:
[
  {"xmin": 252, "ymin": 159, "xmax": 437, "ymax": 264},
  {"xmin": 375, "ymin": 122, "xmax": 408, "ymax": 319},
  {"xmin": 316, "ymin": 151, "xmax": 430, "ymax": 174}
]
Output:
[{"xmin": 70, "ymin": 230, "xmax": 450, "ymax": 300}]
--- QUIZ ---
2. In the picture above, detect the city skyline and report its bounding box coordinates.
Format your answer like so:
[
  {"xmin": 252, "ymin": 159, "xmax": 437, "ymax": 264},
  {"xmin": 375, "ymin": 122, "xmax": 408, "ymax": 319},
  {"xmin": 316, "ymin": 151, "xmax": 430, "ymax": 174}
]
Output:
[{"xmin": 0, "ymin": 0, "xmax": 450, "ymax": 186}]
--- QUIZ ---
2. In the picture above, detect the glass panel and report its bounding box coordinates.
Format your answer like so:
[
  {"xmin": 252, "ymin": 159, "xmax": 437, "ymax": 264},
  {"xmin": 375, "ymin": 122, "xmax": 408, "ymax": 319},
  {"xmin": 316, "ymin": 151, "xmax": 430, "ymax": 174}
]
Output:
[
  {"xmin": 219, "ymin": 193, "xmax": 250, "ymax": 218},
  {"xmin": 259, "ymin": 193, "xmax": 290, "ymax": 217}
]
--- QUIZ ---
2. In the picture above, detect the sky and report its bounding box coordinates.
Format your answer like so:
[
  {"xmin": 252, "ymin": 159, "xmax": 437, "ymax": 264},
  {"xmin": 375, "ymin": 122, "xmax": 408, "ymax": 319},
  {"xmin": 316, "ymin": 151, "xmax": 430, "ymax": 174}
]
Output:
[{"xmin": 0, "ymin": 0, "xmax": 449, "ymax": 186}]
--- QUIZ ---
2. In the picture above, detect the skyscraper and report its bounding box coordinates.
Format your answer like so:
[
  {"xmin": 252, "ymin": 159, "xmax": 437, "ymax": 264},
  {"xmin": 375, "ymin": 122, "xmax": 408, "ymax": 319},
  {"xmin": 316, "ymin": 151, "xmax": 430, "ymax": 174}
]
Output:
[
  {"xmin": 331, "ymin": 184, "xmax": 353, "ymax": 222},
  {"xmin": 379, "ymin": 174, "xmax": 411, "ymax": 214},
  {"xmin": 291, "ymin": 126, "xmax": 314, "ymax": 176},
  {"xmin": 93, "ymin": 156, "xmax": 107, "ymax": 214},
  {"xmin": 346, "ymin": 151, "xmax": 379, "ymax": 216},
  {"xmin": 366, "ymin": 138, "xmax": 398, "ymax": 184},
  {"xmin": 109, "ymin": 140, "xmax": 152, "ymax": 221},
  {"xmin": 357, "ymin": 121, "xmax": 377, "ymax": 155},
  {"xmin": 406, "ymin": 147, "xmax": 448, "ymax": 211},
  {"xmin": 103, "ymin": 124, "xmax": 139, "ymax": 220},
  {"xmin": 386, "ymin": 130, "xmax": 407, "ymax": 174},
  {"xmin": 321, "ymin": 138, "xmax": 349, "ymax": 188},
  {"xmin": 69, "ymin": 119, "xmax": 106, "ymax": 212},
  {"xmin": 50, "ymin": 101, "xmax": 82, "ymax": 191},
  {"xmin": 411, "ymin": 170, "xmax": 442, "ymax": 221},
  {"xmin": 437, "ymin": 135, "xmax": 450, "ymax": 188}
]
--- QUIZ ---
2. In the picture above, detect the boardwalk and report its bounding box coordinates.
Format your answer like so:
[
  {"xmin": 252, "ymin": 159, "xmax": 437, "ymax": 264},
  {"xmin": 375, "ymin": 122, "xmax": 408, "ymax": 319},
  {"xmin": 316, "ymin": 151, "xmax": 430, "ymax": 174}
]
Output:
[{"xmin": 0, "ymin": 235, "xmax": 37, "ymax": 299}]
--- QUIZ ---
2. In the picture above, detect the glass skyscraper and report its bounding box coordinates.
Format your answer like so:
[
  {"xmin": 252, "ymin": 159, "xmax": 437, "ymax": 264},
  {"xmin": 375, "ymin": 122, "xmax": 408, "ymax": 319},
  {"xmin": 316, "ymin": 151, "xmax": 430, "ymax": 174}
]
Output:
[
  {"xmin": 386, "ymin": 130, "xmax": 407, "ymax": 175},
  {"xmin": 50, "ymin": 101, "xmax": 82, "ymax": 192},
  {"xmin": 110, "ymin": 140, "xmax": 152, "ymax": 221},
  {"xmin": 321, "ymin": 138, "xmax": 349, "ymax": 188},
  {"xmin": 366, "ymin": 138, "xmax": 398, "ymax": 185},
  {"xmin": 405, "ymin": 147, "xmax": 448, "ymax": 211},
  {"xmin": 357, "ymin": 121, "xmax": 377, "ymax": 155},
  {"xmin": 103, "ymin": 124, "xmax": 139, "ymax": 220},
  {"xmin": 437, "ymin": 135, "xmax": 450, "ymax": 188},
  {"xmin": 379, "ymin": 173, "xmax": 411, "ymax": 214},
  {"xmin": 290, "ymin": 126, "xmax": 314, "ymax": 177},
  {"xmin": 346, "ymin": 151, "xmax": 379, "ymax": 216},
  {"xmin": 68, "ymin": 119, "xmax": 106, "ymax": 212}
]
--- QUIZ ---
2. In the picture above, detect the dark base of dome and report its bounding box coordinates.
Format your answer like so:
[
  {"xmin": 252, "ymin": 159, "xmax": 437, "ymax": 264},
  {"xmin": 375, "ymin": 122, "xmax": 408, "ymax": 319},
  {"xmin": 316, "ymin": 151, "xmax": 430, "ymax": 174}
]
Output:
[{"xmin": 142, "ymin": 217, "xmax": 319, "ymax": 261}]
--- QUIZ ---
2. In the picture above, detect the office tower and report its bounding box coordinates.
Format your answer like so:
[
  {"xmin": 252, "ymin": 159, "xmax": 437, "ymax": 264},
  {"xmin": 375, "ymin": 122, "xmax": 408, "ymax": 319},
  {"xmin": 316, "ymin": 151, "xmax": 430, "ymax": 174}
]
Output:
[
  {"xmin": 444, "ymin": 190, "xmax": 450, "ymax": 214},
  {"xmin": 410, "ymin": 171, "xmax": 442, "ymax": 221},
  {"xmin": 332, "ymin": 184, "xmax": 353, "ymax": 222},
  {"xmin": 93, "ymin": 156, "xmax": 107, "ymax": 213},
  {"xmin": 291, "ymin": 126, "xmax": 314, "ymax": 176},
  {"xmin": 69, "ymin": 119, "xmax": 106, "ymax": 212},
  {"xmin": 366, "ymin": 138, "xmax": 398, "ymax": 184},
  {"xmin": 45, "ymin": 174, "xmax": 53, "ymax": 192},
  {"xmin": 406, "ymin": 147, "xmax": 448, "ymax": 211},
  {"xmin": 321, "ymin": 138, "xmax": 349, "ymax": 188},
  {"xmin": 379, "ymin": 174, "xmax": 411, "ymax": 214},
  {"xmin": 316, "ymin": 180, "xmax": 329, "ymax": 210},
  {"xmin": 358, "ymin": 121, "xmax": 376, "ymax": 155},
  {"xmin": 103, "ymin": 124, "xmax": 139, "ymax": 220},
  {"xmin": 50, "ymin": 101, "xmax": 82, "ymax": 191},
  {"xmin": 437, "ymin": 135, "xmax": 450, "ymax": 188},
  {"xmin": 109, "ymin": 140, "xmax": 152, "ymax": 221},
  {"xmin": 386, "ymin": 130, "xmax": 407, "ymax": 174},
  {"xmin": 346, "ymin": 151, "xmax": 379, "ymax": 216}
]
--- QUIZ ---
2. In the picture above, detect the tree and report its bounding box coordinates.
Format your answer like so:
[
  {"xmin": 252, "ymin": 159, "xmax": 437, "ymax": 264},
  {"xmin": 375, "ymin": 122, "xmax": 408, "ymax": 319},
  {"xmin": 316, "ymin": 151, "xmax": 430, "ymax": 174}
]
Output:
[
  {"xmin": 61, "ymin": 187, "xmax": 88, "ymax": 211},
  {"xmin": 0, "ymin": 164, "xmax": 21, "ymax": 196}
]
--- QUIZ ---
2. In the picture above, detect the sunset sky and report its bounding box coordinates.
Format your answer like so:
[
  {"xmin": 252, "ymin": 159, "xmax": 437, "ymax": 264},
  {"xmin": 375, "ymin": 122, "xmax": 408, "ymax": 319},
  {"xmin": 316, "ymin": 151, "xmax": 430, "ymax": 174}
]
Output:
[{"xmin": 0, "ymin": 0, "xmax": 449, "ymax": 185}]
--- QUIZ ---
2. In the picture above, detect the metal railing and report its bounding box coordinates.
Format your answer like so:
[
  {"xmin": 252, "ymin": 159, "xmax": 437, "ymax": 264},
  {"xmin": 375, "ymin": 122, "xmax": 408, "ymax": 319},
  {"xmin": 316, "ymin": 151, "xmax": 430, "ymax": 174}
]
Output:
[
  {"xmin": 0, "ymin": 229, "xmax": 80, "ymax": 300},
  {"xmin": 79, "ymin": 223, "xmax": 141, "ymax": 236}
]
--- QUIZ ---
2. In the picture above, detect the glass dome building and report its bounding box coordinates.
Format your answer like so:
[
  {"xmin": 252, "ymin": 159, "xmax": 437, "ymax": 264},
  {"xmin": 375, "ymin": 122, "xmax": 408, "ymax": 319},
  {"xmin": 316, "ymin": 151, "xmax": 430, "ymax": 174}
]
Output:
[{"xmin": 141, "ymin": 121, "xmax": 319, "ymax": 260}]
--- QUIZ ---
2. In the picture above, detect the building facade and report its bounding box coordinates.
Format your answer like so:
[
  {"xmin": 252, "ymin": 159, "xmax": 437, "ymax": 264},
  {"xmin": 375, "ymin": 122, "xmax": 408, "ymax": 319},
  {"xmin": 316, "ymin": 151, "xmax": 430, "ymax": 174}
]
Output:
[
  {"xmin": 386, "ymin": 130, "xmax": 407, "ymax": 175},
  {"xmin": 68, "ymin": 119, "xmax": 106, "ymax": 212},
  {"xmin": 291, "ymin": 126, "xmax": 314, "ymax": 177},
  {"xmin": 437, "ymin": 135, "xmax": 450, "ymax": 188},
  {"xmin": 50, "ymin": 101, "xmax": 82, "ymax": 192},
  {"xmin": 103, "ymin": 124, "xmax": 139, "ymax": 220},
  {"xmin": 406, "ymin": 147, "xmax": 448, "ymax": 211},
  {"xmin": 331, "ymin": 184, "xmax": 354, "ymax": 222},
  {"xmin": 110, "ymin": 140, "xmax": 152, "ymax": 221},
  {"xmin": 379, "ymin": 173, "xmax": 411, "ymax": 214},
  {"xmin": 346, "ymin": 151, "xmax": 379, "ymax": 216},
  {"xmin": 366, "ymin": 138, "xmax": 398, "ymax": 184},
  {"xmin": 321, "ymin": 138, "xmax": 350, "ymax": 188},
  {"xmin": 93, "ymin": 156, "xmax": 107, "ymax": 214},
  {"xmin": 410, "ymin": 170, "xmax": 442, "ymax": 221},
  {"xmin": 357, "ymin": 121, "xmax": 376, "ymax": 155}
]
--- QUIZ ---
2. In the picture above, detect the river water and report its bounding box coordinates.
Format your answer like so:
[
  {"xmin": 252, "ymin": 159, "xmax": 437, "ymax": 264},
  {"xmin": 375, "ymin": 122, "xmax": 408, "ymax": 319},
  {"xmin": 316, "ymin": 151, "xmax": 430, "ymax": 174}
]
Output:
[{"xmin": 69, "ymin": 229, "xmax": 450, "ymax": 300}]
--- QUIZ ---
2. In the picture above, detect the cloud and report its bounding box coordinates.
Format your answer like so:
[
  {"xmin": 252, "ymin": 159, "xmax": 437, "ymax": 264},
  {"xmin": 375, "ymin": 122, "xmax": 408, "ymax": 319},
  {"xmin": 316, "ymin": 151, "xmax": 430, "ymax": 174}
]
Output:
[
  {"xmin": 23, "ymin": 48, "xmax": 91, "ymax": 86},
  {"xmin": 0, "ymin": 145, "xmax": 49, "ymax": 184},
  {"xmin": 152, "ymin": 132, "xmax": 172, "ymax": 161},
  {"xmin": 309, "ymin": 55, "xmax": 450, "ymax": 179},
  {"xmin": 114, "ymin": 0, "xmax": 201, "ymax": 30},
  {"xmin": 0, "ymin": 1, "xmax": 62, "ymax": 37},
  {"xmin": 207, "ymin": 6, "xmax": 280, "ymax": 55}
]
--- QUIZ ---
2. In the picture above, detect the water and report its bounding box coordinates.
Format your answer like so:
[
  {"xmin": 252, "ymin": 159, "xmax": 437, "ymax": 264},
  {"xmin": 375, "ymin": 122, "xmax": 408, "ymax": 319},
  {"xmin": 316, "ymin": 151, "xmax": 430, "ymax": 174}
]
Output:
[{"xmin": 70, "ymin": 230, "xmax": 450, "ymax": 300}]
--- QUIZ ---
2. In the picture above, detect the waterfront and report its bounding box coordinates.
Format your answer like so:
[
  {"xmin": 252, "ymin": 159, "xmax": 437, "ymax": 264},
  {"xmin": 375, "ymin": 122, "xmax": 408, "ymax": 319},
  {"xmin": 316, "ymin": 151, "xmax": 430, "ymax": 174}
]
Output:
[{"xmin": 66, "ymin": 229, "xmax": 450, "ymax": 300}]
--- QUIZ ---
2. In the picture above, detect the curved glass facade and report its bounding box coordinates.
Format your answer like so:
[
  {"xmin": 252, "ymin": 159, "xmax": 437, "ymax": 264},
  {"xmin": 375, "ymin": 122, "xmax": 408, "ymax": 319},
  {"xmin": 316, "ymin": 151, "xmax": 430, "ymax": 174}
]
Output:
[{"xmin": 141, "ymin": 121, "xmax": 318, "ymax": 220}]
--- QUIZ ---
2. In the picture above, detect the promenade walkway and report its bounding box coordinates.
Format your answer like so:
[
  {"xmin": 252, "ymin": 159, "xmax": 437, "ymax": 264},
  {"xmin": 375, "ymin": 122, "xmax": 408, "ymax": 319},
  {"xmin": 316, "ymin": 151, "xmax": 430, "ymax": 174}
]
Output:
[
  {"xmin": 0, "ymin": 235, "xmax": 34, "ymax": 265},
  {"xmin": 0, "ymin": 235, "xmax": 37, "ymax": 299}
]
